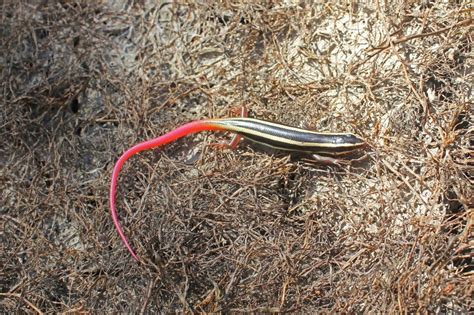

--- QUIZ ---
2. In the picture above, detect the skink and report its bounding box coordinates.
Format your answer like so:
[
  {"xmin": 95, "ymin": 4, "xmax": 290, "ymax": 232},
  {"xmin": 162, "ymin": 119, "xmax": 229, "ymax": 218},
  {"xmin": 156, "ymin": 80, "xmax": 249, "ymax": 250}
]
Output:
[{"xmin": 110, "ymin": 117, "xmax": 366, "ymax": 261}]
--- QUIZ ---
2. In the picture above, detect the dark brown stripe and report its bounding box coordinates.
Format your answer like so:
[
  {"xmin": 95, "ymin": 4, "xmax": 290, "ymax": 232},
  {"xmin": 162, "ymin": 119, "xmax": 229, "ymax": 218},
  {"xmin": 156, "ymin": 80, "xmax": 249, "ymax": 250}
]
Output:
[{"xmin": 242, "ymin": 132, "xmax": 364, "ymax": 154}]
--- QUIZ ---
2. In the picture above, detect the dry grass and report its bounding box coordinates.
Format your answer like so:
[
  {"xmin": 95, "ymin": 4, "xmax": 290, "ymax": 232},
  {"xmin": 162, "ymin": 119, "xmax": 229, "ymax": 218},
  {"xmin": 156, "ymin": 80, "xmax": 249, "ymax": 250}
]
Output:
[{"xmin": 1, "ymin": 0, "xmax": 472, "ymax": 313}]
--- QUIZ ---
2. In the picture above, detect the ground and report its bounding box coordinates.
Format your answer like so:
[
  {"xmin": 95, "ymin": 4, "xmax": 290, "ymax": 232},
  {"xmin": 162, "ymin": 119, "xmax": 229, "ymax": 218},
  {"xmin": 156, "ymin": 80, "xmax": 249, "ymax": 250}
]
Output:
[{"xmin": 1, "ymin": 1, "xmax": 472, "ymax": 313}]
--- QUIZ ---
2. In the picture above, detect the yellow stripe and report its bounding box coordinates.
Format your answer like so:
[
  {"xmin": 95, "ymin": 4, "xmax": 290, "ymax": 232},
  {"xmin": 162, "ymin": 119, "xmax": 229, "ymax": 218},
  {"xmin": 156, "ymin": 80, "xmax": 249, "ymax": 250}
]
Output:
[
  {"xmin": 208, "ymin": 118, "xmax": 363, "ymax": 149},
  {"xmin": 215, "ymin": 118, "xmax": 359, "ymax": 136},
  {"xmin": 242, "ymin": 136, "xmax": 358, "ymax": 155}
]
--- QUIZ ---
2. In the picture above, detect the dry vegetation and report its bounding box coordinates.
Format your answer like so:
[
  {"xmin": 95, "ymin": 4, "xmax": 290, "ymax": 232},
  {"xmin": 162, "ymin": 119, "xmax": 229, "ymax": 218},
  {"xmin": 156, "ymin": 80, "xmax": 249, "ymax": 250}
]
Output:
[{"xmin": 1, "ymin": 0, "xmax": 472, "ymax": 313}]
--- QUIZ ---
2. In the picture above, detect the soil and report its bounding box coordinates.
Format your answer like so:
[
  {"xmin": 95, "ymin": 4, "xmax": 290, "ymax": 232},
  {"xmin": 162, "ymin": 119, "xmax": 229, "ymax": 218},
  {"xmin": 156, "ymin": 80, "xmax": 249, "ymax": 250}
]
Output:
[{"xmin": 1, "ymin": 1, "xmax": 472, "ymax": 313}]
